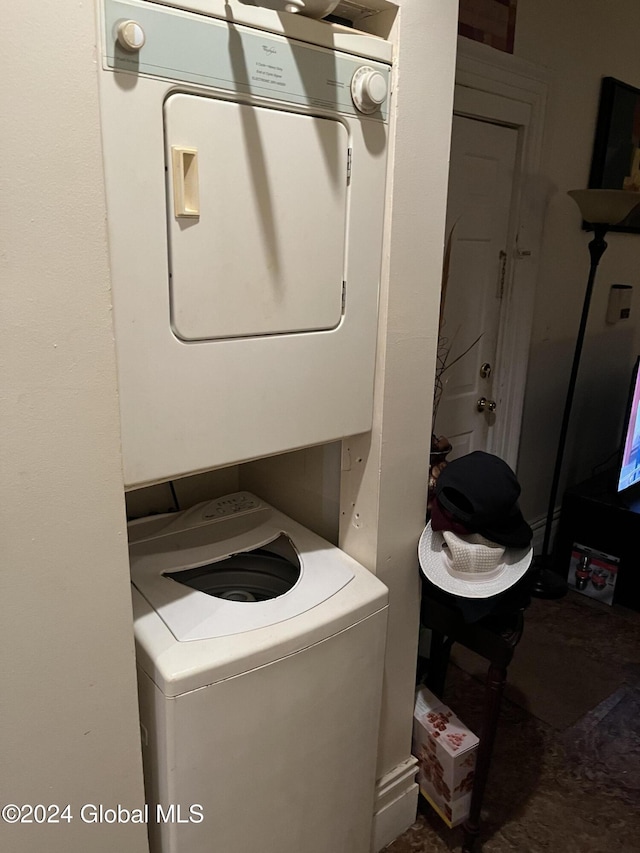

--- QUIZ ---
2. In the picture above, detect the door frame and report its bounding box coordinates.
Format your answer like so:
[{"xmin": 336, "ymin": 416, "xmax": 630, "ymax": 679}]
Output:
[{"xmin": 453, "ymin": 37, "xmax": 549, "ymax": 470}]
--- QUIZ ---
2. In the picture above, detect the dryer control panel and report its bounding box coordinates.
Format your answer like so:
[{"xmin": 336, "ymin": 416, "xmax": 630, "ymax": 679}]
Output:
[{"xmin": 104, "ymin": 0, "xmax": 390, "ymax": 119}]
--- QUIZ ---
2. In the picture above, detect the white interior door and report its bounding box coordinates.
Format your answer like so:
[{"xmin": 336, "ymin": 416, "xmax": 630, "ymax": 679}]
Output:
[{"xmin": 435, "ymin": 114, "xmax": 519, "ymax": 459}]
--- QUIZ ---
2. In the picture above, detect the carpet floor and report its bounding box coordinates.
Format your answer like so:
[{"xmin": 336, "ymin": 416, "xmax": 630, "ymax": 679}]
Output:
[{"xmin": 387, "ymin": 591, "xmax": 640, "ymax": 853}]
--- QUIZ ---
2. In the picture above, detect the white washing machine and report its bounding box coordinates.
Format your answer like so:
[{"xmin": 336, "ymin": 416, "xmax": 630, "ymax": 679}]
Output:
[
  {"xmin": 97, "ymin": 0, "xmax": 392, "ymax": 487},
  {"xmin": 129, "ymin": 492, "xmax": 388, "ymax": 853}
]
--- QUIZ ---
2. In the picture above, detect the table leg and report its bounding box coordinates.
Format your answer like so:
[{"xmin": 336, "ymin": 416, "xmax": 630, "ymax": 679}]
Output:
[{"xmin": 462, "ymin": 663, "xmax": 506, "ymax": 852}]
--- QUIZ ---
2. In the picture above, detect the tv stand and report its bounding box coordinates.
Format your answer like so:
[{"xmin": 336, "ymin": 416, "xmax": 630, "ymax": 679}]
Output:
[{"xmin": 555, "ymin": 470, "xmax": 640, "ymax": 611}]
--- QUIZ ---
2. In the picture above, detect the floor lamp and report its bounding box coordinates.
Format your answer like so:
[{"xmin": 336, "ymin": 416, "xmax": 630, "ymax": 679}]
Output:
[{"xmin": 532, "ymin": 188, "xmax": 640, "ymax": 598}]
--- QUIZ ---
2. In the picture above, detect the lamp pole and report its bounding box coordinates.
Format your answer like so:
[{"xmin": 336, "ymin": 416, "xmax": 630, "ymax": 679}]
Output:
[{"xmin": 536, "ymin": 226, "xmax": 608, "ymax": 584}]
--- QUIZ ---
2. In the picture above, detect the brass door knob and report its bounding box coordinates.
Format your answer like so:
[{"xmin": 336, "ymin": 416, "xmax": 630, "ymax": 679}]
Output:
[{"xmin": 477, "ymin": 397, "xmax": 497, "ymax": 412}]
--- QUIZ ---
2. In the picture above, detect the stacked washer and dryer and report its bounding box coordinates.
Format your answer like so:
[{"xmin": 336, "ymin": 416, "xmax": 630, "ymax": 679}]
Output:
[{"xmin": 97, "ymin": 1, "xmax": 393, "ymax": 850}]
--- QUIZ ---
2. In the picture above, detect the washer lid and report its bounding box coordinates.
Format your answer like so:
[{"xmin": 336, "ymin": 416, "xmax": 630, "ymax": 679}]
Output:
[{"xmin": 129, "ymin": 494, "xmax": 354, "ymax": 640}]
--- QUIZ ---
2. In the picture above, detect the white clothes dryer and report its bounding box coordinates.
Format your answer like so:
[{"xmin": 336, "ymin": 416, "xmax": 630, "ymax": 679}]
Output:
[
  {"xmin": 97, "ymin": 0, "xmax": 392, "ymax": 487},
  {"xmin": 129, "ymin": 492, "xmax": 388, "ymax": 853}
]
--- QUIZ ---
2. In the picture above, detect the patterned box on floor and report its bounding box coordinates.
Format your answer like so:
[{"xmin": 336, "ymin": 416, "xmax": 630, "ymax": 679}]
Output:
[{"xmin": 412, "ymin": 686, "xmax": 479, "ymax": 828}]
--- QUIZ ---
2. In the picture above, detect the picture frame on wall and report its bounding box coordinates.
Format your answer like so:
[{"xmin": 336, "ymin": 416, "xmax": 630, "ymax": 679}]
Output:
[{"xmin": 589, "ymin": 76, "xmax": 640, "ymax": 233}]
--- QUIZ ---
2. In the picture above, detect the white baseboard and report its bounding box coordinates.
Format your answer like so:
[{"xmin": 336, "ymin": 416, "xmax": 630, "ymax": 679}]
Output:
[{"xmin": 371, "ymin": 757, "xmax": 419, "ymax": 851}]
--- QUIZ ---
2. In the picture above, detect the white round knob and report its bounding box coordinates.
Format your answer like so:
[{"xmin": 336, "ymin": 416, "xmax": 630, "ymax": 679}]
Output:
[
  {"xmin": 115, "ymin": 20, "xmax": 146, "ymax": 52},
  {"xmin": 351, "ymin": 66, "xmax": 388, "ymax": 114}
]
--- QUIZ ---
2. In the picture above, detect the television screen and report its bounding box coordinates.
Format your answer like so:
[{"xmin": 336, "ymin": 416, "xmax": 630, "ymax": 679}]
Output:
[{"xmin": 617, "ymin": 356, "xmax": 640, "ymax": 492}]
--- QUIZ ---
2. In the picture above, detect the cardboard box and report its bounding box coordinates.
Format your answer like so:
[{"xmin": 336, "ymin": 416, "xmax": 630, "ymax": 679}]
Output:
[
  {"xmin": 412, "ymin": 687, "xmax": 479, "ymax": 828},
  {"xmin": 567, "ymin": 542, "xmax": 619, "ymax": 606}
]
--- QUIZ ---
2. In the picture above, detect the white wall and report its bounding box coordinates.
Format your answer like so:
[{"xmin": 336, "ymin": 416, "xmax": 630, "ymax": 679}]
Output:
[
  {"xmin": 240, "ymin": 444, "xmax": 342, "ymax": 543},
  {"xmin": 341, "ymin": 0, "xmax": 458, "ymax": 844},
  {"xmin": 513, "ymin": 0, "xmax": 640, "ymax": 520},
  {"xmin": 126, "ymin": 465, "xmax": 241, "ymax": 519},
  {"xmin": 1, "ymin": 4, "xmax": 147, "ymax": 852}
]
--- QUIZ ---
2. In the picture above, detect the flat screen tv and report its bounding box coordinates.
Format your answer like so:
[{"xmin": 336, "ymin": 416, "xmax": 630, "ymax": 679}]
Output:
[{"xmin": 617, "ymin": 356, "xmax": 640, "ymax": 493}]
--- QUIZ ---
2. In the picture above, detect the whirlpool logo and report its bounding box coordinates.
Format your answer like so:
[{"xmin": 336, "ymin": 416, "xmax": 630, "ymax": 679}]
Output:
[{"xmin": 262, "ymin": 45, "xmax": 277, "ymax": 56}]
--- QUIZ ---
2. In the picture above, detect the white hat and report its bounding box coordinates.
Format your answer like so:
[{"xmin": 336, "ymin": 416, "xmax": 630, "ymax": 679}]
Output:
[{"xmin": 418, "ymin": 522, "xmax": 533, "ymax": 599}]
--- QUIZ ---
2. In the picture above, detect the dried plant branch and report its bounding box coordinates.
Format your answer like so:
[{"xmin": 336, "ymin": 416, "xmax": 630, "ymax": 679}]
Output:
[
  {"xmin": 432, "ymin": 222, "xmax": 483, "ymax": 433},
  {"xmin": 441, "ymin": 333, "xmax": 484, "ymax": 374},
  {"xmin": 438, "ymin": 224, "xmax": 455, "ymax": 331}
]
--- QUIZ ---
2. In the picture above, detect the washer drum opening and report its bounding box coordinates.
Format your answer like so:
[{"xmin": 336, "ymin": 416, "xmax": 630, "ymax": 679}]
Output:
[{"xmin": 164, "ymin": 534, "xmax": 300, "ymax": 602}]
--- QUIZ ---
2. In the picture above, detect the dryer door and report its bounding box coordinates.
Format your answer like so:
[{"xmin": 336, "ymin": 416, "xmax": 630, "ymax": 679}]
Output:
[{"xmin": 164, "ymin": 94, "xmax": 349, "ymax": 341}]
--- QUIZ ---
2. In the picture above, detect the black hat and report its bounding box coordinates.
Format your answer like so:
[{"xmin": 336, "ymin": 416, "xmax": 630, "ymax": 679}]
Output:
[{"xmin": 434, "ymin": 451, "xmax": 532, "ymax": 548}]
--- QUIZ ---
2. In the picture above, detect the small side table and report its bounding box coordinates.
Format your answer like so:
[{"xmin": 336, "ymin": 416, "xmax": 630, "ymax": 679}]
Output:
[{"xmin": 420, "ymin": 595, "xmax": 525, "ymax": 853}]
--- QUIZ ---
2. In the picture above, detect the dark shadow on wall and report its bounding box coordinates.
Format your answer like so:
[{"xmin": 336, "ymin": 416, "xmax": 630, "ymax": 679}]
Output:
[{"xmin": 518, "ymin": 324, "xmax": 636, "ymax": 521}]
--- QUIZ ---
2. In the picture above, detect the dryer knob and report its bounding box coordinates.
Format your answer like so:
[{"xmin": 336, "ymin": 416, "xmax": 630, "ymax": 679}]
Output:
[
  {"xmin": 115, "ymin": 19, "xmax": 146, "ymax": 52},
  {"xmin": 351, "ymin": 66, "xmax": 388, "ymax": 114}
]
